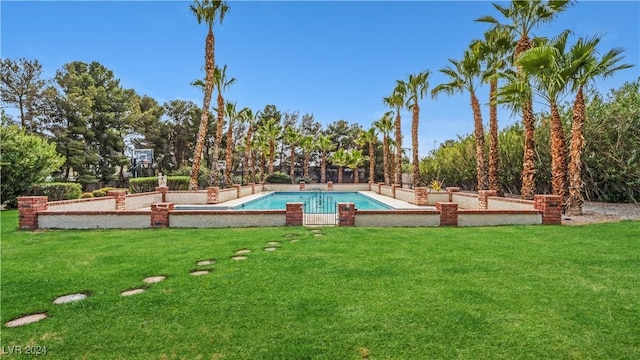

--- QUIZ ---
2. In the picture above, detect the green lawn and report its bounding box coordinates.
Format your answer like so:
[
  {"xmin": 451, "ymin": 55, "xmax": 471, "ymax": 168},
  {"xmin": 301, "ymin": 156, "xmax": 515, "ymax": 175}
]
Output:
[{"xmin": 1, "ymin": 210, "xmax": 639, "ymax": 359}]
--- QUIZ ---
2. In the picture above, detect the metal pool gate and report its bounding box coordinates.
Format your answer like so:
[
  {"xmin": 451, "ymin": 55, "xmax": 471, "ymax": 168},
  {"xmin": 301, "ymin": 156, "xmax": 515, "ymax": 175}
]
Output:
[{"xmin": 303, "ymin": 191, "xmax": 338, "ymax": 225}]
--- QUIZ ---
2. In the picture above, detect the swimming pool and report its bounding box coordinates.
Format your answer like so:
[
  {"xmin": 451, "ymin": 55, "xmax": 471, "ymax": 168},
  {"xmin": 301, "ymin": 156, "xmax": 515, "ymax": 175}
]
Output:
[{"xmin": 235, "ymin": 191, "xmax": 392, "ymax": 211}]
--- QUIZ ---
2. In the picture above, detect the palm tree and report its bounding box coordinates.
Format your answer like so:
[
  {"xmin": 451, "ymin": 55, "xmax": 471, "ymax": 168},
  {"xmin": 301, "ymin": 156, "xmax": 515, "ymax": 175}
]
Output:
[
  {"xmin": 253, "ymin": 133, "xmax": 270, "ymax": 182},
  {"xmin": 317, "ymin": 135, "xmax": 335, "ymax": 183},
  {"xmin": 397, "ymin": 70, "xmax": 430, "ymax": 188},
  {"xmin": 284, "ymin": 126, "xmax": 302, "ymax": 183},
  {"xmin": 258, "ymin": 117, "xmax": 281, "ymax": 175},
  {"xmin": 432, "ymin": 49, "xmax": 488, "ymax": 190},
  {"xmin": 240, "ymin": 108, "xmax": 258, "ymax": 183},
  {"xmin": 300, "ymin": 135, "xmax": 316, "ymax": 180},
  {"xmin": 330, "ymin": 148, "xmax": 349, "ymax": 184},
  {"xmin": 212, "ymin": 64, "xmax": 236, "ymax": 186},
  {"xmin": 374, "ymin": 111, "xmax": 394, "ymax": 185},
  {"xmin": 188, "ymin": 0, "xmax": 230, "ymax": 190},
  {"xmin": 477, "ymin": 0, "xmax": 572, "ymax": 199},
  {"xmin": 565, "ymin": 38, "xmax": 632, "ymax": 215},
  {"xmin": 224, "ymin": 103, "xmax": 249, "ymax": 187},
  {"xmin": 472, "ymin": 26, "xmax": 515, "ymax": 195},
  {"xmin": 356, "ymin": 127, "xmax": 378, "ymax": 184},
  {"xmin": 383, "ymin": 88, "xmax": 405, "ymax": 185},
  {"xmin": 346, "ymin": 149, "xmax": 365, "ymax": 184}
]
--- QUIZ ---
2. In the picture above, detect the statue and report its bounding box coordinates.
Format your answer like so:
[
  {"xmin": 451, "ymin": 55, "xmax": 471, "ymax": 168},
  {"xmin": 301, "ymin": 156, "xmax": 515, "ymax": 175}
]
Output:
[{"xmin": 158, "ymin": 172, "xmax": 167, "ymax": 187}]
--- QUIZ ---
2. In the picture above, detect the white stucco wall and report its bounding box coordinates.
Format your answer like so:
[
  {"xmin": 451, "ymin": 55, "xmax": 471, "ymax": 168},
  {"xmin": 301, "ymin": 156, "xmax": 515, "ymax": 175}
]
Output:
[
  {"xmin": 263, "ymin": 184, "xmax": 299, "ymax": 192},
  {"xmin": 126, "ymin": 193, "xmax": 163, "ymax": 209},
  {"xmin": 218, "ymin": 189, "xmax": 238, "ymax": 203},
  {"xmin": 331, "ymin": 184, "xmax": 370, "ymax": 191},
  {"xmin": 165, "ymin": 192, "xmax": 208, "ymax": 204},
  {"xmin": 452, "ymin": 193, "xmax": 479, "ymax": 209},
  {"xmin": 239, "ymin": 186, "xmax": 253, "ymax": 197},
  {"xmin": 47, "ymin": 198, "xmax": 116, "ymax": 211},
  {"xmin": 355, "ymin": 212, "xmax": 440, "ymax": 227},
  {"xmin": 38, "ymin": 213, "xmax": 149, "ymax": 229},
  {"xmin": 427, "ymin": 192, "xmax": 449, "ymax": 205},
  {"xmin": 380, "ymin": 186, "xmax": 394, "ymax": 197},
  {"xmin": 458, "ymin": 213, "xmax": 542, "ymax": 226},
  {"xmin": 487, "ymin": 197, "xmax": 536, "ymax": 210},
  {"xmin": 395, "ymin": 189, "xmax": 415, "ymax": 204},
  {"xmin": 169, "ymin": 213, "xmax": 286, "ymax": 228}
]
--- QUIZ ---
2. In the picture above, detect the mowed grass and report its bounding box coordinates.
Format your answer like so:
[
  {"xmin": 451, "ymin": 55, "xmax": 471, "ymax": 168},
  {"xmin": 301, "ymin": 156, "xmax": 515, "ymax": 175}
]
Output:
[{"xmin": 1, "ymin": 210, "xmax": 639, "ymax": 359}]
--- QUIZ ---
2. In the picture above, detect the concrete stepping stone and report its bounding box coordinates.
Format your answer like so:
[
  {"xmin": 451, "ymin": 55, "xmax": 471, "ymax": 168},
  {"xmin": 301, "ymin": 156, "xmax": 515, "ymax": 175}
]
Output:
[
  {"xmin": 53, "ymin": 293, "xmax": 88, "ymax": 304},
  {"xmin": 264, "ymin": 247, "xmax": 277, "ymax": 252},
  {"xmin": 284, "ymin": 233, "xmax": 300, "ymax": 238},
  {"xmin": 311, "ymin": 229, "xmax": 322, "ymax": 233},
  {"xmin": 190, "ymin": 270, "xmax": 210, "ymax": 276},
  {"xmin": 234, "ymin": 249, "xmax": 251, "ymax": 255},
  {"xmin": 5, "ymin": 313, "xmax": 47, "ymax": 327},
  {"xmin": 231, "ymin": 256, "xmax": 248, "ymax": 261},
  {"xmin": 314, "ymin": 234, "xmax": 323, "ymax": 237},
  {"xmin": 197, "ymin": 259, "xmax": 216, "ymax": 266},
  {"xmin": 121, "ymin": 288, "xmax": 145, "ymax": 296},
  {"xmin": 290, "ymin": 239, "xmax": 300, "ymax": 243},
  {"xmin": 143, "ymin": 275, "xmax": 166, "ymax": 284},
  {"xmin": 266, "ymin": 241, "xmax": 280, "ymax": 246}
]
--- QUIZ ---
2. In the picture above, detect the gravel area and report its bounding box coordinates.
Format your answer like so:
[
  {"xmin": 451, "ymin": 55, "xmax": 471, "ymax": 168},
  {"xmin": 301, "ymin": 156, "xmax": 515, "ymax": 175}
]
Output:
[{"xmin": 562, "ymin": 201, "xmax": 640, "ymax": 225}]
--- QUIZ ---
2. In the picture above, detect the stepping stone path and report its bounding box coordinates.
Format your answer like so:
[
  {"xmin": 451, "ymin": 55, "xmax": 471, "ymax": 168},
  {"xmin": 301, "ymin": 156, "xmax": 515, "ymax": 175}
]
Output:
[
  {"xmin": 267, "ymin": 241, "xmax": 280, "ymax": 246},
  {"xmin": 235, "ymin": 249, "xmax": 251, "ymax": 255},
  {"xmin": 53, "ymin": 293, "xmax": 88, "ymax": 304},
  {"xmin": 231, "ymin": 256, "xmax": 248, "ymax": 261},
  {"xmin": 314, "ymin": 234, "xmax": 322, "ymax": 237},
  {"xmin": 290, "ymin": 239, "xmax": 300, "ymax": 243},
  {"xmin": 311, "ymin": 229, "xmax": 322, "ymax": 233},
  {"xmin": 197, "ymin": 259, "xmax": 216, "ymax": 266},
  {"xmin": 5, "ymin": 313, "xmax": 47, "ymax": 328},
  {"xmin": 190, "ymin": 270, "xmax": 210, "ymax": 276},
  {"xmin": 264, "ymin": 247, "xmax": 277, "ymax": 252},
  {"xmin": 143, "ymin": 276, "xmax": 166, "ymax": 284},
  {"xmin": 121, "ymin": 288, "xmax": 145, "ymax": 296}
]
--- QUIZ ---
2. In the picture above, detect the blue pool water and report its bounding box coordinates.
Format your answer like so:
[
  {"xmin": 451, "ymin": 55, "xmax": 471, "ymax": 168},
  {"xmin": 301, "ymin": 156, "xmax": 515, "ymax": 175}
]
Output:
[{"xmin": 235, "ymin": 192, "xmax": 392, "ymax": 211}]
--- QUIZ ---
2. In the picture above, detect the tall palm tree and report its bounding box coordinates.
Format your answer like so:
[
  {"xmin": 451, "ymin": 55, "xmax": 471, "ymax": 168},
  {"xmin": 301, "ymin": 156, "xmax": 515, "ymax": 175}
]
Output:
[
  {"xmin": 211, "ymin": 64, "xmax": 235, "ymax": 186},
  {"xmin": 383, "ymin": 88, "xmax": 405, "ymax": 185},
  {"xmin": 224, "ymin": 103, "xmax": 249, "ymax": 187},
  {"xmin": 432, "ymin": 49, "xmax": 488, "ymax": 190},
  {"xmin": 346, "ymin": 149, "xmax": 365, "ymax": 184},
  {"xmin": 284, "ymin": 126, "xmax": 302, "ymax": 182},
  {"xmin": 565, "ymin": 38, "xmax": 632, "ymax": 215},
  {"xmin": 240, "ymin": 109, "xmax": 258, "ymax": 183},
  {"xmin": 300, "ymin": 135, "xmax": 316, "ymax": 180},
  {"xmin": 258, "ymin": 117, "xmax": 281, "ymax": 175},
  {"xmin": 397, "ymin": 70, "xmax": 430, "ymax": 188},
  {"xmin": 317, "ymin": 135, "xmax": 335, "ymax": 183},
  {"xmin": 253, "ymin": 133, "xmax": 270, "ymax": 182},
  {"xmin": 477, "ymin": 0, "xmax": 572, "ymax": 199},
  {"xmin": 356, "ymin": 127, "xmax": 378, "ymax": 184},
  {"xmin": 189, "ymin": 0, "xmax": 229, "ymax": 190},
  {"xmin": 374, "ymin": 111, "xmax": 394, "ymax": 185},
  {"xmin": 330, "ymin": 148, "xmax": 349, "ymax": 184},
  {"xmin": 472, "ymin": 26, "xmax": 515, "ymax": 195}
]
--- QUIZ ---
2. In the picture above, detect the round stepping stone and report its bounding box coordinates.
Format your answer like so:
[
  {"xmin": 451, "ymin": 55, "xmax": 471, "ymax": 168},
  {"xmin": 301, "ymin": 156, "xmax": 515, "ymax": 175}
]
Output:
[
  {"xmin": 267, "ymin": 241, "xmax": 280, "ymax": 246},
  {"xmin": 197, "ymin": 259, "xmax": 216, "ymax": 266},
  {"xmin": 264, "ymin": 247, "xmax": 277, "ymax": 252},
  {"xmin": 284, "ymin": 233, "xmax": 300, "ymax": 238},
  {"xmin": 143, "ymin": 275, "xmax": 166, "ymax": 284},
  {"xmin": 235, "ymin": 249, "xmax": 251, "ymax": 255},
  {"xmin": 311, "ymin": 229, "xmax": 322, "ymax": 233},
  {"xmin": 314, "ymin": 234, "xmax": 322, "ymax": 237},
  {"xmin": 5, "ymin": 313, "xmax": 47, "ymax": 328},
  {"xmin": 290, "ymin": 239, "xmax": 300, "ymax": 243},
  {"xmin": 231, "ymin": 256, "xmax": 248, "ymax": 261},
  {"xmin": 121, "ymin": 288, "xmax": 145, "ymax": 296},
  {"xmin": 190, "ymin": 270, "xmax": 210, "ymax": 276},
  {"xmin": 53, "ymin": 293, "xmax": 88, "ymax": 304}
]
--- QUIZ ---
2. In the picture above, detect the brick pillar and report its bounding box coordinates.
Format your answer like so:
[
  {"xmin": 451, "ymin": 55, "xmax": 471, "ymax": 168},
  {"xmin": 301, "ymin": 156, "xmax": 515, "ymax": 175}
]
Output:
[
  {"xmin": 300, "ymin": 181, "xmax": 306, "ymax": 191},
  {"xmin": 378, "ymin": 182, "xmax": 384, "ymax": 194},
  {"xmin": 534, "ymin": 195, "xmax": 562, "ymax": 225},
  {"xmin": 414, "ymin": 187, "xmax": 428, "ymax": 206},
  {"xmin": 234, "ymin": 184, "xmax": 241, "ymax": 198},
  {"xmin": 478, "ymin": 190, "xmax": 497, "ymax": 210},
  {"xmin": 446, "ymin": 187, "xmax": 460, "ymax": 202},
  {"xmin": 392, "ymin": 184, "xmax": 400, "ymax": 198},
  {"xmin": 107, "ymin": 190, "xmax": 127, "ymax": 210},
  {"xmin": 436, "ymin": 202, "xmax": 458, "ymax": 226},
  {"xmin": 250, "ymin": 183, "xmax": 255, "ymax": 194},
  {"xmin": 327, "ymin": 181, "xmax": 333, "ymax": 191},
  {"xmin": 207, "ymin": 187, "xmax": 220, "ymax": 204},
  {"xmin": 18, "ymin": 196, "xmax": 48, "ymax": 230},
  {"xmin": 155, "ymin": 186, "xmax": 168, "ymax": 203},
  {"xmin": 151, "ymin": 203, "xmax": 174, "ymax": 228},
  {"xmin": 338, "ymin": 203, "xmax": 356, "ymax": 226},
  {"xmin": 286, "ymin": 202, "xmax": 303, "ymax": 226}
]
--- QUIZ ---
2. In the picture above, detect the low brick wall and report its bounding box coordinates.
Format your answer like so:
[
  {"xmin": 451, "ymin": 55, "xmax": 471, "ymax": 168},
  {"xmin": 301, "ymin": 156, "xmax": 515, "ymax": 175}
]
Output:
[
  {"xmin": 170, "ymin": 211, "xmax": 286, "ymax": 228},
  {"xmin": 380, "ymin": 186, "xmax": 394, "ymax": 197},
  {"xmin": 47, "ymin": 197, "xmax": 116, "ymax": 211},
  {"xmin": 126, "ymin": 192, "xmax": 163, "ymax": 210},
  {"xmin": 426, "ymin": 192, "xmax": 449, "ymax": 206},
  {"xmin": 355, "ymin": 210, "xmax": 440, "ymax": 227},
  {"xmin": 458, "ymin": 210, "xmax": 541, "ymax": 226},
  {"xmin": 239, "ymin": 185, "xmax": 253, "ymax": 197},
  {"xmin": 451, "ymin": 193, "xmax": 479, "ymax": 209},
  {"xmin": 218, "ymin": 188, "xmax": 238, "ymax": 203},
  {"xmin": 487, "ymin": 197, "xmax": 535, "ymax": 210},
  {"xmin": 395, "ymin": 188, "xmax": 415, "ymax": 204},
  {"xmin": 37, "ymin": 211, "xmax": 150, "ymax": 229},
  {"xmin": 165, "ymin": 191, "xmax": 207, "ymax": 204}
]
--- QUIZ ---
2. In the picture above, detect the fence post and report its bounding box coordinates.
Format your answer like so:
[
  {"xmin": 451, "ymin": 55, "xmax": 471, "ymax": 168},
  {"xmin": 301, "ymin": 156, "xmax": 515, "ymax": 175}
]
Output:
[
  {"xmin": 337, "ymin": 203, "xmax": 356, "ymax": 226},
  {"xmin": 327, "ymin": 181, "xmax": 333, "ymax": 191}
]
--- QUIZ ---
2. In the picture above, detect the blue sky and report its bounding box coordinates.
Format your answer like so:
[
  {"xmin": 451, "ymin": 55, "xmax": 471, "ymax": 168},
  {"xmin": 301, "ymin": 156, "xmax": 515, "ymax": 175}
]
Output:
[{"xmin": 2, "ymin": 1, "xmax": 638, "ymax": 157}]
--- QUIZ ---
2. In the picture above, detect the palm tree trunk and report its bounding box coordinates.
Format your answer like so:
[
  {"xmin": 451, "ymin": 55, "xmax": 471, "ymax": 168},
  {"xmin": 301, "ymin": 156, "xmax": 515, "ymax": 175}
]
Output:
[
  {"xmin": 354, "ymin": 167, "xmax": 359, "ymax": 184},
  {"xmin": 260, "ymin": 153, "xmax": 266, "ymax": 182},
  {"xmin": 225, "ymin": 122, "xmax": 233, "ymax": 187},
  {"xmin": 244, "ymin": 128, "xmax": 252, "ymax": 183},
  {"xmin": 394, "ymin": 111, "xmax": 402, "ymax": 185},
  {"xmin": 550, "ymin": 100, "xmax": 568, "ymax": 207},
  {"xmin": 321, "ymin": 152, "xmax": 326, "ymax": 183},
  {"xmin": 369, "ymin": 142, "xmax": 375, "ymax": 183},
  {"xmin": 412, "ymin": 103, "xmax": 420, "ymax": 188},
  {"xmin": 289, "ymin": 146, "xmax": 296, "ymax": 183},
  {"xmin": 488, "ymin": 78, "xmax": 502, "ymax": 195},
  {"xmin": 190, "ymin": 29, "xmax": 216, "ymax": 190},
  {"xmin": 566, "ymin": 86, "xmax": 586, "ymax": 216},
  {"xmin": 471, "ymin": 93, "xmax": 488, "ymax": 190},
  {"xmin": 338, "ymin": 166, "xmax": 343, "ymax": 183},
  {"xmin": 211, "ymin": 92, "xmax": 224, "ymax": 187},
  {"xmin": 383, "ymin": 136, "xmax": 390, "ymax": 185},
  {"xmin": 304, "ymin": 153, "xmax": 310, "ymax": 179},
  {"xmin": 269, "ymin": 141, "xmax": 275, "ymax": 175},
  {"xmin": 521, "ymin": 97, "xmax": 536, "ymax": 200}
]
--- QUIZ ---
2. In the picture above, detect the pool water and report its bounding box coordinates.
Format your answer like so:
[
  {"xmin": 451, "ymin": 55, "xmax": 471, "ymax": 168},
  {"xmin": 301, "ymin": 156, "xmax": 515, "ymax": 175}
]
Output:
[{"xmin": 235, "ymin": 191, "xmax": 392, "ymax": 211}]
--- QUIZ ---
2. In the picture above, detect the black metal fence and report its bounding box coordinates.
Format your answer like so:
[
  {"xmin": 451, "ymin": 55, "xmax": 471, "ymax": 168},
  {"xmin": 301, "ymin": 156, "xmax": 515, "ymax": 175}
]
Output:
[{"xmin": 303, "ymin": 191, "xmax": 337, "ymax": 225}]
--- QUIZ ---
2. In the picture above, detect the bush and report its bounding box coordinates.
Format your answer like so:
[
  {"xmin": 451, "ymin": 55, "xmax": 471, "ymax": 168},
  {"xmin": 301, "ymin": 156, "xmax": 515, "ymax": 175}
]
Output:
[
  {"xmin": 92, "ymin": 190, "xmax": 107, "ymax": 197},
  {"xmin": 129, "ymin": 176, "xmax": 189, "ymax": 193},
  {"xmin": 28, "ymin": 182, "xmax": 82, "ymax": 202},
  {"xmin": 80, "ymin": 192, "xmax": 94, "ymax": 198},
  {"xmin": 171, "ymin": 166, "xmax": 211, "ymax": 188},
  {"xmin": 265, "ymin": 172, "xmax": 292, "ymax": 184}
]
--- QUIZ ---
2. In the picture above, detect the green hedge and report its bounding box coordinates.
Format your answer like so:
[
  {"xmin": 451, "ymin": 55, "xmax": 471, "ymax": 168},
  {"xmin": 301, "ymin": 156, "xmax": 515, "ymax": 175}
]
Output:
[
  {"xmin": 129, "ymin": 176, "xmax": 189, "ymax": 193},
  {"xmin": 28, "ymin": 182, "xmax": 83, "ymax": 202},
  {"xmin": 264, "ymin": 172, "xmax": 292, "ymax": 184}
]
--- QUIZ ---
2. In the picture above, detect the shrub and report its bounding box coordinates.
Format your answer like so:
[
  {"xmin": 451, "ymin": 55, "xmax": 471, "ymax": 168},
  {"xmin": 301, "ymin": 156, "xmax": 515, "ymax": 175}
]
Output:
[
  {"xmin": 129, "ymin": 176, "xmax": 189, "ymax": 193},
  {"xmin": 29, "ymin": 182, "xmax": 83, "ymax": 202},
  {"xmin": 80, "ymin": 192, "xmax": 94, "ymax": 198},
  {"xmin": 171, "ymin": 166, "xmax": 211, "ymax": 188},
  {"xmin": 92, "ymin": 190, "xmax": 107, "ymax": 197},
  {"xmin": 265, "ymin": 172, "xmax": 292, "ymax": 184}
]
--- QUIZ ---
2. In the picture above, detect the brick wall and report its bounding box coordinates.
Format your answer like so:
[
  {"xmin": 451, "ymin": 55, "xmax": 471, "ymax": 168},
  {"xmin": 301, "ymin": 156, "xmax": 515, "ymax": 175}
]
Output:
[
  {"xmin": 478, "ymin": 190, "xmax": 497, "ymax": 210},
  {"xmin": 18, "ymin": 196, "xmax": 48, "ymax": 230},
  {"xmin": 151, "ymin": 203, "xmax": 174, "ymax": 228},
  {"xmin": 436, "ymin": 202, "xmax": 459, "ymax": 226},
  {"xmin": 207, "ymin": 187, "xmax": 220, "ymax": 204},
  {"xmin": 338, "ymin": 203, "xmax": 356, "ymax": 226},
  {"xmin": 107, "ymin": 190, "xmax": 127, "ymax": 210},
  {"xmin": 286, "ymin": 202, "xmax": 303, "ymax": 226},
  {"xmin": 414, "ymin": 187, "xmax": 428, "ymax": 206},
  {"xmin": 534, "ymin": 195, "xmax": 562, "ymax": 225}
]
